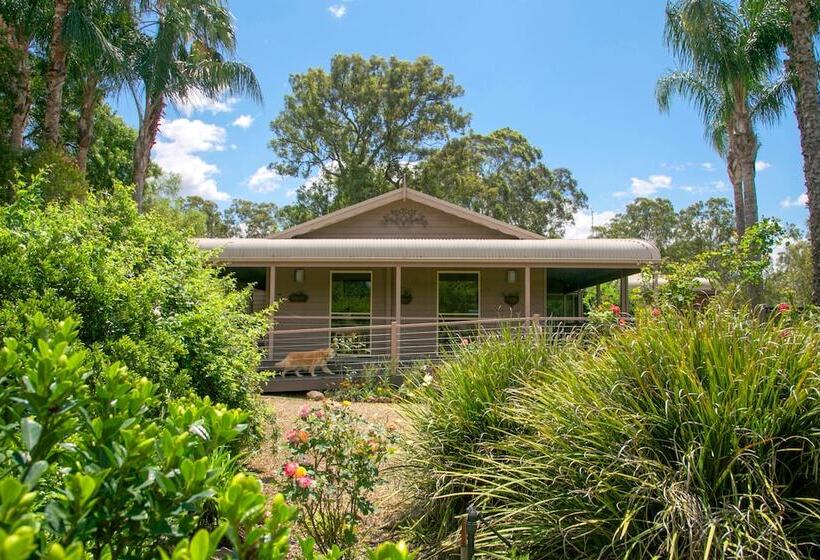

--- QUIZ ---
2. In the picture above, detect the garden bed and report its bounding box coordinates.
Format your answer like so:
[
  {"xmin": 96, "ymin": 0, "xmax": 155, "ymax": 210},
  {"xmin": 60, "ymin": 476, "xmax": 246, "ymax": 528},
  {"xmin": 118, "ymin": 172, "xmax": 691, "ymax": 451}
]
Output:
[{"xmin": 249, "ymin": 395, "xmax": 408, "ymax": 547}]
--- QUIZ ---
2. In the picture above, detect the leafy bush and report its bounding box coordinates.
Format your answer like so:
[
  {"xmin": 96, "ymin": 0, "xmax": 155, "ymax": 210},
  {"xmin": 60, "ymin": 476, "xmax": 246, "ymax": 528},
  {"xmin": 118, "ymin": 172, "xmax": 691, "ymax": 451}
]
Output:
[
  {"xmin": 0, "ymin": 172, "xmax": 269, "ymax": 441},
  {"xmin": 398, "ymin": 329, "xmax": 561, "ymax": 553},
  {"xmin": 463, "ymin": 305, "xmax": 820, "ymax": 558},
  {"xmin": 281, "ymin": 402, "xmax": 399, "ymax": 553},
  {"xmin": 0, "ymin": 316, "xmax": 414, "ymax": 560}
]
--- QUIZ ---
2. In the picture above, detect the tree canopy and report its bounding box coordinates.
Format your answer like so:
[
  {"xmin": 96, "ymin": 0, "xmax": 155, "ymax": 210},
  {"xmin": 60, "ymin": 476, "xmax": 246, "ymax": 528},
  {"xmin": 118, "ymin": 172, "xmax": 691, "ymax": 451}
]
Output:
[
  {"xmin": 270, "ymin": 54, "xmax": 470, "ymax": 212},
  {"xmin": 593, "ymin": 196, "xmax": 735, "ymax": 261},
  {"xmin": 415, "ymin": 128, "xmax": 587, "ymax": 236}
]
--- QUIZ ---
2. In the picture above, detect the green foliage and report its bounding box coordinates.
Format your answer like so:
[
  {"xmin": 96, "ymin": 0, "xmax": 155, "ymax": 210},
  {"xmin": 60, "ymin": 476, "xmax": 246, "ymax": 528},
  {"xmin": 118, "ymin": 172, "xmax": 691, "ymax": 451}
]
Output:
[
  {"xmin": 399, "ymin": 330, "xmax": 561, "ymax": 553},
  {"xmin": 280, "ymin": 402, "xmax": 399, "ymax": 554},
  {"xmin": 84, "ymin": 105, "xmax": 142, "ymax": 192},
  {"xmin": 0, "ymin": 320, "xmax": 412, "ymax": 559},
  {"xmin": 593, "ymin": 196, "xmax": 735, "ymax": 261},
  {"xmin": 765, "ymin": 237, "xmax": 813, "ymax": 307},
  {"xmin": 416, "ymin": 128, "xmax": 587, "ymax": 236},
  {"xmin": 456, "ymin": 305, "xmax": 820, "ymax": 558},
  {"xmin": 224, "ymin": 198, "xmax": 279, "ymax": 237},
  {"xmin": 270, "ymin": 53, "xmax": 469, "ymax": 216},
  {"xmin": 0, "ymin": 172, "xmax": 270, "ymax": 442},
  {"xmin": 642, "ymin": 218, "xmax": 785, "ymax": 307}
]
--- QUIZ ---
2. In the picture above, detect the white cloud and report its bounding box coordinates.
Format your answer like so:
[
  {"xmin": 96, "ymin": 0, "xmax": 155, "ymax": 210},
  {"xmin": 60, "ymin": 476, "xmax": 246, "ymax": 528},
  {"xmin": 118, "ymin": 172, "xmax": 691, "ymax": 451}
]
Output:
[
  {"xmin": 328, "ymin": 4, "xmax": 347, "ymax": 18},
  {"xmin": 755, "ymin": 160, "xmax": 772, "ymax": 172},
  {"xmin": 247, "ymin": 165, "xmax": 285, "ymax": 193},
  {"xmin": 563, "ymin": 209, "xmax": 617, "ymax": 239},
  {"xmin": 177, "ymin": 89, "xmax": 239, "ymax": 117},
  {"xmin": 701, "ymin": 162, "xmax": 715, "ymax": 171},
  {"xmin": 286, "ymin": 189, "xmax": 297, "ymax": 198},
  {"xmin": 629, "ymin": 174, "xmax": 673, "ymax": 196},
  {"xmin": 152, "ymin": 118, "xmax": 230, "ymax": 201},
  {"xmin": 711, "ymin": 180, "xmax": 727, "ymax": 191},
  {"xmin": 232, "ymin": 114, "xmax": 254, "ymax": 129},
  {"xmin": 780, "ymin": 193, "xmax": 809, "ymax": 208}
]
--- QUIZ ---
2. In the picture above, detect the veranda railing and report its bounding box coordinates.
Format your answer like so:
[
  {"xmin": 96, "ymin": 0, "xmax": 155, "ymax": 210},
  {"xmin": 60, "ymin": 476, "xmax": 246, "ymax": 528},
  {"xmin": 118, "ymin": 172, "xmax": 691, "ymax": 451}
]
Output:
[{"xmin": 259, "ymin": 315, "xmax": 588, "ymax": 374}]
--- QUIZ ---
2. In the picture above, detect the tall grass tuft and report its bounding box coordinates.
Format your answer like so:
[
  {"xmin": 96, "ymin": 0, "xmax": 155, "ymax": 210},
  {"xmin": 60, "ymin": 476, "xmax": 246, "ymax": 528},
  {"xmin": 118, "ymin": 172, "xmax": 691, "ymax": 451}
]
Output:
[
  {"xmin": 399, "ymin": 327, "xmax": 562, "ymax": 554},
  {"xmin": 462, "ymin": 306, "xmax": 820, "ymax": 558}
]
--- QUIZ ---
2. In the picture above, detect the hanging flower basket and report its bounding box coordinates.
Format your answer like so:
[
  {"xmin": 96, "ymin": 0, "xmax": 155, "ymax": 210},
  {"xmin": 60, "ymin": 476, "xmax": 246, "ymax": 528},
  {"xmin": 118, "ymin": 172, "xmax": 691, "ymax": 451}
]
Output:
[
  {"xmin": 288, "ymin": 291, "xmax": 309, "ymax": 303},
  {"xmin": 401, "ymin": 289, "xmax": 413, "ymax": 305},
  {"xmin": 503, "ymin": 293, "xmax": 520, "ymax": 306}
]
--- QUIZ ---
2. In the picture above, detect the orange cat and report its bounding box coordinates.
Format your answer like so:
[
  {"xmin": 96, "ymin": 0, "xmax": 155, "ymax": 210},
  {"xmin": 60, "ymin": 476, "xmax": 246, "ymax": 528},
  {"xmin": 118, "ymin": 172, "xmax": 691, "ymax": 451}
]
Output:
[{"xmin": 275, "ymin": 347, "xmax": 335, "ymax": 377}]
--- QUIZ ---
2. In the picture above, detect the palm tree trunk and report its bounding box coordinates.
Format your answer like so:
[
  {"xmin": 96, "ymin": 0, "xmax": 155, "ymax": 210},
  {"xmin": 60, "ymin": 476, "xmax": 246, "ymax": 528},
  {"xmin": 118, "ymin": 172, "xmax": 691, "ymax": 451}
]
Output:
[
  {"xmin": 0, "ymin": 18, "xmax": 33, "ymax": 151},
  {"xmin": 76, "ymin": 73, "xmax": 100, "ymax": 173},
  {"xmin": 735, "ymin": 112, "xmax": 759, "ymax": 230},
  {"xmin": 726, "ymin": 134, "xmax": 745, "ymax": 238},
  {"xmin": 786, "ymin": 0, "xmax": 820, "ymax": 306},
  {"xmin": 133, "ymin": 95, "xmax": 165, "ymax": 211},
  {"xmin": 43, "ymin": 0, "xmax": 72, "ymax": 146}
]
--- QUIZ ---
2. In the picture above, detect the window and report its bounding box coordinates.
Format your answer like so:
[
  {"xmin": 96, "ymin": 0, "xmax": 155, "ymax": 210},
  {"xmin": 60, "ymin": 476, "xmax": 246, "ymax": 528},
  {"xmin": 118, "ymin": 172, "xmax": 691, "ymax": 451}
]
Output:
[
  {"xmin": 546, "ymin": 293, "xmax": 579, "ymax": 317},
  {"xmin": 437, "ymin": 272, "xmax": 480, "ymax": 350},
  {"xmin": 330, "ymin": 272, "xmax": 372, "ymax": 354}
]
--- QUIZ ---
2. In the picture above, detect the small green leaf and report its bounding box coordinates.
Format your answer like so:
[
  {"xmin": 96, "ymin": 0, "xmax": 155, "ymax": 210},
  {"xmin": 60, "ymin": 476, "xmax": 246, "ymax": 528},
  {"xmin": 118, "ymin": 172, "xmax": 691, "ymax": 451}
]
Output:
[{"xmin": 20, "ymin": 417, "xmax": 42, "ymax": 452}]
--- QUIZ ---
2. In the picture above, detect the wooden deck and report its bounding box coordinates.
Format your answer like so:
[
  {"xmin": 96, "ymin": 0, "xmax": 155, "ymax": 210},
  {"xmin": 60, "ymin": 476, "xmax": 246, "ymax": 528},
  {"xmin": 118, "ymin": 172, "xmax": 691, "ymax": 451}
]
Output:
[{"xmin": 260, "ymin": 366, "xmax": 403, "ymax": 393}]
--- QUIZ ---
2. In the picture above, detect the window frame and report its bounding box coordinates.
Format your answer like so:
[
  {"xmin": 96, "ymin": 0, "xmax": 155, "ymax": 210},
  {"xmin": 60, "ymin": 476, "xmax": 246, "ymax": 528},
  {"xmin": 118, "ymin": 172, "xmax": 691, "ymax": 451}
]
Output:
[{"xmin": 329, "ymin": 270, "xmax": 373, "ymax": 356}]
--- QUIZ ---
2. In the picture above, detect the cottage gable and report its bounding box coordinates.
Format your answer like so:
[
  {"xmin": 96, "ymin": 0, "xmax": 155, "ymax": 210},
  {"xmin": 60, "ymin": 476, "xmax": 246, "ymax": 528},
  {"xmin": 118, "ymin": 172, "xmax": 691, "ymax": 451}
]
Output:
[{"xmin": 272, "ymin": 188, "xmax": 543, "ymax": 240}]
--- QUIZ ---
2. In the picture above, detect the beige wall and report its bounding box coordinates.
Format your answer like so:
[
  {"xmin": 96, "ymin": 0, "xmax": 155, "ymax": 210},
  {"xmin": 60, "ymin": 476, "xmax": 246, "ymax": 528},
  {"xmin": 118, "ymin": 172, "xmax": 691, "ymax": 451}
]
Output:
[
  {"xmin": 297, "ymin": 200, "xmax": 517, "ymax": 239},
  {"xmin": 267, "ymin": 266, "xmax": 550, "ymax": 361}
]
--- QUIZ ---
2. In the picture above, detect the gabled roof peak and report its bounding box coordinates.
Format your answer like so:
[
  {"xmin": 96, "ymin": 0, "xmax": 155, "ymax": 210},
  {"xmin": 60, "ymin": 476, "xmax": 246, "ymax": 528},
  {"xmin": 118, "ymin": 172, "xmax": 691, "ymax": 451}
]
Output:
[{"xmin": 271, "ymin": 187, "xmax": 544, "ymax": 240}]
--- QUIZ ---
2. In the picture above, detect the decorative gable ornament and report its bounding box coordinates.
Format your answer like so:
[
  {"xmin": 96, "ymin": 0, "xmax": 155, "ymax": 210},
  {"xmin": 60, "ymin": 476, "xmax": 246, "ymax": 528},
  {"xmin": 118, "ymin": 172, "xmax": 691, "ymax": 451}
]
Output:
[{"xmin": 382, "ymin": 207, "xmax": 428, "ymax": 228}]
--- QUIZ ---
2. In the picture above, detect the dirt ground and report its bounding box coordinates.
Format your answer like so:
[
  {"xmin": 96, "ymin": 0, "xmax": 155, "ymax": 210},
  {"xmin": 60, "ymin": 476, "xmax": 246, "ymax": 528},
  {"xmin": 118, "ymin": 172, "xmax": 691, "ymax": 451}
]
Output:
[{"xmin": 247, "ymin": 395, "xmax": 409, "ymax": 546}]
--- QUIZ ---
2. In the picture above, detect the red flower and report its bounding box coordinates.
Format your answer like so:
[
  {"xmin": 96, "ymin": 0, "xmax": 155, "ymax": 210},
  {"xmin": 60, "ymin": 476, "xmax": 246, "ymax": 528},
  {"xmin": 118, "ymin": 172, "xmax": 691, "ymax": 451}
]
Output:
[
  {"xmin": 283, "ymin": 461, "xmax": 299, "ymax": 477},
  {"xmin": 610, "ymin": 304, "xmax": 621, "ymax": 316},
  {"xmin": 780, "ymin": 328, "xmax": 792, "ymax": 338},
  {"xmin": 618, "ymin": 318, "xmax": 626, "ymax": 327},
  {"xmin": 777, "ymin": 303, "xmax": 790, "ymax": 313},
  {"xmin": 651, "ymin": 307, "xmax": 661, "ymax": 318}
]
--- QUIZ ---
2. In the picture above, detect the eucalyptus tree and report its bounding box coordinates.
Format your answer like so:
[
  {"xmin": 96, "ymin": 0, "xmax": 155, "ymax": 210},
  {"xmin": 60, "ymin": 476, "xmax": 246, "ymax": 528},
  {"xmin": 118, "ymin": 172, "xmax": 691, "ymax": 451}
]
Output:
[
  {"xmin": 0, "ymin": 0, "xmax": 49, "ymax": 150},
  {"xmin": 129, "ymin": 0, "xmax": 261, "ymax": 211},
  {"xmin": 657, "ymin": 0, "xmax": 788, "ymax": 237}
]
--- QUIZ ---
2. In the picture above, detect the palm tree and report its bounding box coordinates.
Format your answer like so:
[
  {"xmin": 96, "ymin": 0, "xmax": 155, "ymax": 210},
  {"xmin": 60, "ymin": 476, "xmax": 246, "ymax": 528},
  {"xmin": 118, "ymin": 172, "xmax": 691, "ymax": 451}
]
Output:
[
  {"xmin": 69, "ymin": 0, "xmax": 132, "ymax": 172},
  {"xmin": 42, "ymin": 0, "xmax": 72, "ymax": 146},
  {"xmin": 129, "ymin": 0, "xmax": 261, "ymax": 211},
  {"xmin": 783, "ymin": 0, "xmax": 820, "ymax": 304},
  {"xmin": 658, "ymin": 0, "xmax": 787, "ymax": 237},
  {"xmin": 0, "ymin": 0, "xmax": 49, "ymax": 150}
]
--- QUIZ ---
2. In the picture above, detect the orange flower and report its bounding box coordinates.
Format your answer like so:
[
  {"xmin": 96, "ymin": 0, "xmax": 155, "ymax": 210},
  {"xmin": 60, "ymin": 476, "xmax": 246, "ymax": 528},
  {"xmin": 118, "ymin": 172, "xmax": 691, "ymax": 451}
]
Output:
[{"xmin": 294, "ymin": 465, "xmax": 307, "ymax": 478}]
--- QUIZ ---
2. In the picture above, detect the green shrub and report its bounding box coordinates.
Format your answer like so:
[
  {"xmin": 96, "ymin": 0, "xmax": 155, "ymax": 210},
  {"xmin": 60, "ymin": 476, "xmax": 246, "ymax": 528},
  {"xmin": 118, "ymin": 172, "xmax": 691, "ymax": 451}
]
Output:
[
  {"xmin": 465, "ymin": 306, "xmax": 820, "ymax": 558},
  {"xmin": 0, "ymin": 316, "xmax": 415, "ymax": 560},
  {"xmin": 0, "ymin": 172, "xmax": 269, "ymax": 442},
  {"xmin": 399, "ymin": 329, "xmax": 561, "ymax": 553}
]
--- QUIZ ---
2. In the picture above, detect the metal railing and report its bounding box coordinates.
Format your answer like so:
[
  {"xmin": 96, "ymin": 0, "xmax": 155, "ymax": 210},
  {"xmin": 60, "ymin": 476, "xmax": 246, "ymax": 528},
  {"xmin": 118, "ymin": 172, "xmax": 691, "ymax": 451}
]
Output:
[{"xmin": 260, "ymin": 315, "xmax": 588, "ymax": 375}]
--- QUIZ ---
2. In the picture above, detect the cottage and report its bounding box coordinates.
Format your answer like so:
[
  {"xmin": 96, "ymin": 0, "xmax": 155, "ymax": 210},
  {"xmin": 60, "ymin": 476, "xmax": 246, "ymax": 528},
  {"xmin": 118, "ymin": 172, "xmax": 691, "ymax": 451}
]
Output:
[{"xmin": 197, "ymin": 186, "xmax": 660, "ymax": 390}]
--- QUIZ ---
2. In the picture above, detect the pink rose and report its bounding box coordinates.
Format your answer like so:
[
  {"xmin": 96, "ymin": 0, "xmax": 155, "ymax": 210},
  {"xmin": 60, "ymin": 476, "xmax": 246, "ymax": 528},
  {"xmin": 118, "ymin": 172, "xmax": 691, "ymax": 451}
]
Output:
[
  {"xmin": 610, "ymin": 304, "xmax": 621, "ymax": 316},
  {"xmin": 283, "ymin": 461, "xmax": 299, "ymax": 478},
  {"xmin": 297, "ymin": 475, "xmax": 314, "ymax": 489},
  {"xmin": 298, "ymin": 404, "xmax": 312, "ymax": 419},
  {"xmin": 651, "ymin": 307, "xmax": 661, "ymax": 318},
  {"xmin": 777, "ymin": 303, "xmax": 790, "ymax": 313}
]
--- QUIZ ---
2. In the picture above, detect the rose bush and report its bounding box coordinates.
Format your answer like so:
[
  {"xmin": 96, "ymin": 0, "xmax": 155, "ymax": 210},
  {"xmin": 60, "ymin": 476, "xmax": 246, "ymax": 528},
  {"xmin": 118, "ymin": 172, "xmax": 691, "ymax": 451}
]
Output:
[{"xmin": 280, "ymin": 401, "xmax": 398, "ymax": 554}]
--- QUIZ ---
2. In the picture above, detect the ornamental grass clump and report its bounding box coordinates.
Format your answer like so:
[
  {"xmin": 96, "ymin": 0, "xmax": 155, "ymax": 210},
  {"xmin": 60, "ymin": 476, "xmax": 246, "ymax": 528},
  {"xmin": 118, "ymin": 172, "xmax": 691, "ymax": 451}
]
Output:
[
  {"xmin": 399, "ymin": 328, "xmax": 562, "ymax": 552},
  {"xmin": 467, "ymin": 304, "xmax": 820, "ymax": 559}
]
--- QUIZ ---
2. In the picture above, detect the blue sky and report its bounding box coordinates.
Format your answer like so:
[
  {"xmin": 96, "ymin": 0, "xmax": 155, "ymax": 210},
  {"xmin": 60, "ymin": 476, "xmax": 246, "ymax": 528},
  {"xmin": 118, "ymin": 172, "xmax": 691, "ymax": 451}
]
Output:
[{"xmin": 112, "ymin": 0, "xmax": 810, "ymax": 238}]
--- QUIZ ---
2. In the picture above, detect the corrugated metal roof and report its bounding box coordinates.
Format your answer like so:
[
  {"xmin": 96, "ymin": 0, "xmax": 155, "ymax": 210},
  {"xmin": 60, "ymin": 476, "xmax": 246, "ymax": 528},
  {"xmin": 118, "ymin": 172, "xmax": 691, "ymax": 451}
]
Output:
[{"xmin": 195, "ymin": 238, "xmax": 661, "ymax": 265}]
